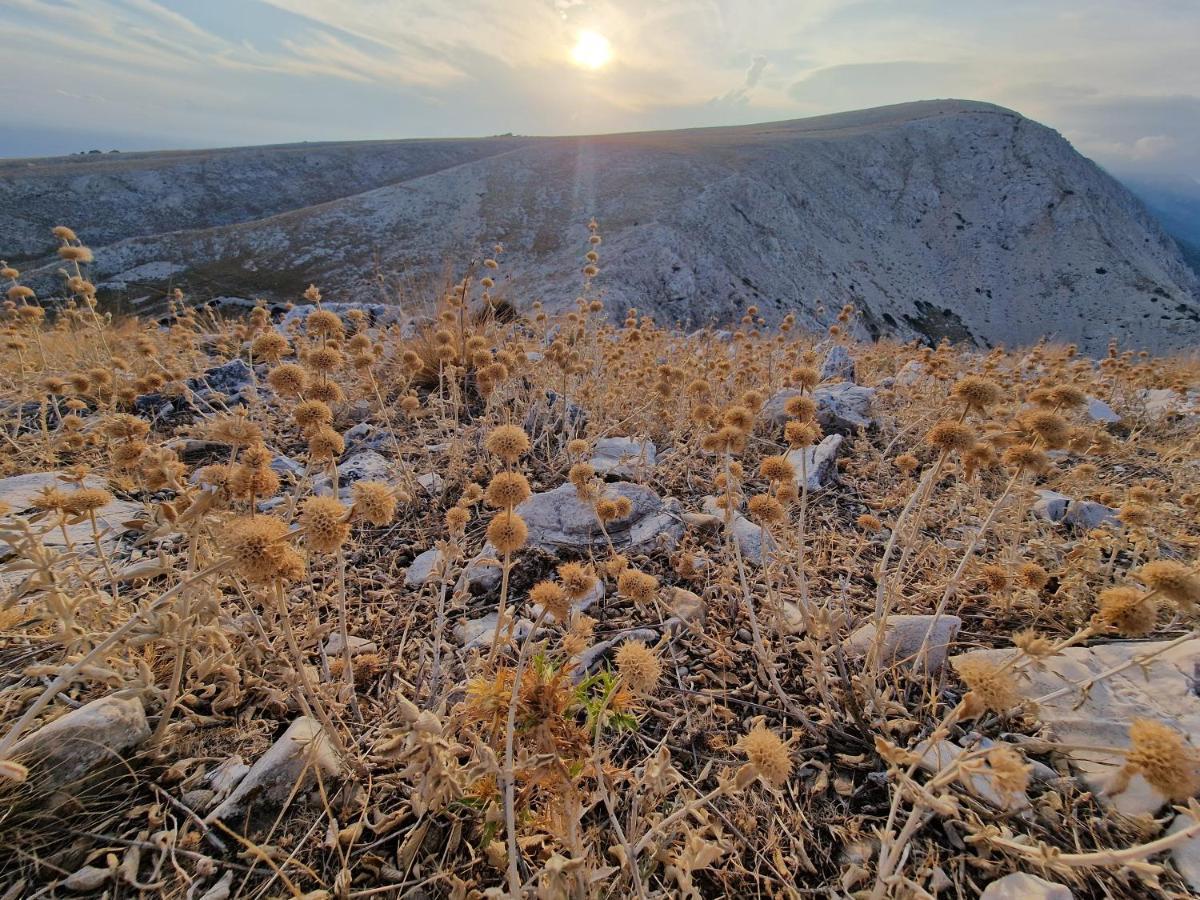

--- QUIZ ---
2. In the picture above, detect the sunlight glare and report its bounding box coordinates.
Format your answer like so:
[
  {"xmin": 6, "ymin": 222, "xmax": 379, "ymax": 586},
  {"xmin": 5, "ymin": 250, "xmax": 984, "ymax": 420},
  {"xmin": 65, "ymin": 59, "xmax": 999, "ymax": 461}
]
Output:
[{"xmin": 570, "ymin": 30, "xmax": 612, "ymax": 70}]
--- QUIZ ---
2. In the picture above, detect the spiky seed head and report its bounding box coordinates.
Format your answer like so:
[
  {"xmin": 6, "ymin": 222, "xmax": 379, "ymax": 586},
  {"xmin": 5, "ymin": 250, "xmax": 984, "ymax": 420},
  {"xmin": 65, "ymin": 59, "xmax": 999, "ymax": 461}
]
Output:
[
  {"xmin": 306, "ymin": 309, "xmax": 344, "ymax": 339},
  {"xmin": 615, "ymin": 641, "xmax": 661, "ymax": 693},
  {"xmin": 486, "ymin": 512, "xmax": 527, "ymax": 553},
  {"xmin": 226, "ymin": 515, "xmax": 291, "ymax": 582},
  {"xmin": 1134, "ymin": 560, "xmax": 1200, "ymax": 612},
  {"xmin": 485, "ymin": 472, "xmax": 531, "ymax": 509},
  {"xmin": 307, "ymin": 426, "xmax": 345, "ymax": 461},
  {"xmin": 926, "ymin": 420, "xmax": 975, "ymax": 454},
  {"xmin": 738, "ymin": 727, "xmax": 792, "ymax": 787},
  {"xmin": 783, "ymin": 394, "xmax": 818, "ymax": 421},
  {"xmin": 747, "ymin": 493, "xmax": 785, "ymax": 525},
  {"xmin": 351, "ymin": 481, "xmax": 397, "ymax": 526},
  {"xmin": 1096, "ymin": 586, "xmax": 1158, "ymax": 636},
  {"xmin": 530, "ymin": 581, "xmax": 570, "ymax": 622},
  {"xmin": 294, "ymin": 400, "xmax": 333, "ymax": 432},
  {"xmin": 557, "ymin": 562, "xmax": 596, "ymax": 599},
  {"xmin": 62, "ymin": 487, "xmax": 113, "ymax": 515},
  {"xmin": 301, "ymin": 496, "xmax": 350, "ymax": 553},
  {"xmin": 485, "ymin": 425, "xmax": 530, "ymax": 464},
  {"xmin": 1121, "ymin": 719, "xmax": 1200, "ymax": 802},
  {"xmin": 617, "ymin": 569, "xmax": 657, "ymax": 602},
  {"xmin": 952, "ymin": 656, "xmax": 1020, "ymax": 716},
  {"xmin": 759, "ymin": 455, "xmax": 794, "ymax": 483}
]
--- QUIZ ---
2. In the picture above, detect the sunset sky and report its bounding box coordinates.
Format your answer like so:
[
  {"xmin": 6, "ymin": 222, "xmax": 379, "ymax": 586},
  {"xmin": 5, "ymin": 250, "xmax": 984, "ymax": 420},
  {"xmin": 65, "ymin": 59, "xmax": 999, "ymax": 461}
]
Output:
[{"xmin": 3, "ymin": 0, "xmax": 1197, "ymax": 179}]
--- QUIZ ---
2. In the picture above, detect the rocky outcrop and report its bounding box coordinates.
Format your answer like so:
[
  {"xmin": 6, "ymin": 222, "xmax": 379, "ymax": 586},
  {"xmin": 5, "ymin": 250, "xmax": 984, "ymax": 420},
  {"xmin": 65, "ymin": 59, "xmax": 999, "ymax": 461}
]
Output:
[
  {"xmin": 763, "ymin": 384, "xmax": 875, "ymax": 435},
  {"xmin": 785, "ymin": 434, "xmax": 843, "ymax": 490}
]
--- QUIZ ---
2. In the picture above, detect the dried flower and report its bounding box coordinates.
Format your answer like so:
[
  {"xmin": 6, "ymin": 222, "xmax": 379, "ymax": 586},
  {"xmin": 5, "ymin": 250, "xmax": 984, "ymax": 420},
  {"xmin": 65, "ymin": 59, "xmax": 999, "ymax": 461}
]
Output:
[
  {"xmin": 487, "ymin": 512, "xmax": 528, "ymax": 553},
  {"xmin": 953, "ymin": 656, "xmax": 1020, "ymax": 716},
  {"xmin": 1119, "ymin": 719, "xmax": 1200, "ymax": 802},
  {"xmin": 615, "ymin": 641, "xmax": 661, "ymax": 693},
  {"xmin": 738, "ymin": 726, "xmax": 792, "ymax": 787},
  {"xmin": 485, "ymin": 425, "xmax": 530, "ymax": 464},
  {"xmin": 301, "ymin": 496, "xmax": 350, "ymax": 553}
]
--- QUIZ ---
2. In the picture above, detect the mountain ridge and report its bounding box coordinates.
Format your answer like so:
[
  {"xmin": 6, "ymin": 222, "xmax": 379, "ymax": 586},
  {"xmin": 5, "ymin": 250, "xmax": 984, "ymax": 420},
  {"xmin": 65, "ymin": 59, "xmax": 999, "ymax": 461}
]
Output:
[{"xmin": 4, "ymin": 99, "xmax": 1198, "ymax": 353}]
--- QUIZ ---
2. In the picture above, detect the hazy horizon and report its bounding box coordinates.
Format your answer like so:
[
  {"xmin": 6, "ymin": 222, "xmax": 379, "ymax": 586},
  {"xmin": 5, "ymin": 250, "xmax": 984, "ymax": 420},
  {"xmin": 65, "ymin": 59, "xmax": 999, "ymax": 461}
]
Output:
[{"xmin": 2, "ymin": 0, "xmax": 1197, "ymax": 182}]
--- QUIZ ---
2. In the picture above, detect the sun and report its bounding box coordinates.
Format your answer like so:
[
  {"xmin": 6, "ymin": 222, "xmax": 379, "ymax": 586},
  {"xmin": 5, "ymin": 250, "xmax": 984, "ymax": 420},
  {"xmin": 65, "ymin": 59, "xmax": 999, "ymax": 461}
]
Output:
[{"xmin": 570, "ymin": 30, "xmax": 612, "ymax": 70}]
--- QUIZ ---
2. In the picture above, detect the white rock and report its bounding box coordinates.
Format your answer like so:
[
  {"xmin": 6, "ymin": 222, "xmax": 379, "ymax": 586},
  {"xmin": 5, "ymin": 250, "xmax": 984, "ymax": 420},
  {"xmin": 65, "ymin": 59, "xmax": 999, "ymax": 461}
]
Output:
[
  {"xmin": 669, "ymin": 587, "xmax": 707, "ymax": 627},
  {"xmin": 785, "ymin": 434, "xmax": 843, "ymax": 490},
  {"xmin": 1085, "ymin": 396, "xmax": 1120, "ymax": 424},
  {"xmin": 819, "ymin": 344, "xmax": 856, "ymax": 382},
  {"xmin": 980, "ymin": 873, "xmax": 1073, "ymax": 899},
  {"xmin": 338, "ymin": 451, "xmax": 391, "ymax": 484},
  {"xmin": 207, "ymin": 755, "xmax": 250, "ymax": 799},
  {"xmin": 458, "ymin": 547, "xmax": 503, "ymax": 593},
  {"xmin": 915, "ymin": 739, "xmax": 1030, "ymax": 811},
  {"xmin": 0, "ymin": 468, "xmax": 141, "ymax": 554},
  {"xmin": 896, "ymin": 360, "xmax": 926, "ymax": 387},
  {"xmin": 845, "ymin": 614, "xmax": 962, "ymax": 672},
  {"xmin": 12, "ymin": 694, "xmax": 150, "ymax": 794},
  {"xmin": 405, "ymin": 548, "xmax": 445, "ymax": 587},
  {"xmin": 455, "ymin": 612, "xmax": 533, "ymax": 650},
  {"xmin": 589, "ymin": 437, "xmax": 657, "ymax": 479},
  {"xmin": 515, "ymin": 482, "xmax": 682, "ymax": 552},
  {"xmin": 416, "ymin": 472, "xmax": 444, "ymax": 495},
  {"xmin": 952, "ymin": 638, "xmax": 1200, "ymax": 816},
  {"xmin": 1031, "ymin": 489, "xmax": 1117, "ymax": 529},
  {"xmin": 731, "ymin": 513, "xmax": 776, "ymax": 564},
  {"xmin": 1168, "ymin": 814, "xmax": 1200, "ymax": 892},
  {"xmin": 205, "ymin": 717, "xmax": 340, "ymax": 825},
  {"xmin": 323, "ymin": 633, "xmax": 377, "ymax": 656},
  {"xmin": 763, "ymin": 384, "xmax": 875, "ymax": 435}
]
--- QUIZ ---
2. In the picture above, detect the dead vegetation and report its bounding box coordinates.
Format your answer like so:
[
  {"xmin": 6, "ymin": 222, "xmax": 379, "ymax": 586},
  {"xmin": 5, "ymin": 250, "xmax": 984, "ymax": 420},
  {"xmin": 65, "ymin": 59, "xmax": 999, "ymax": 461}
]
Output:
[{"xmin": 1, "ymin": 224, "xmax": 1200, "ymax": 898}]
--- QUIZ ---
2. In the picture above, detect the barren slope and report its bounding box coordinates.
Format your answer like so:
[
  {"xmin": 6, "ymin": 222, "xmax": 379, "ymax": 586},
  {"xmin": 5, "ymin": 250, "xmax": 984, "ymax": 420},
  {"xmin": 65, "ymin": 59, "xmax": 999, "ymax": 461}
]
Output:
[{"xmin": 9, "ymin": 100, "xmax": 1200, "ymax": 353}]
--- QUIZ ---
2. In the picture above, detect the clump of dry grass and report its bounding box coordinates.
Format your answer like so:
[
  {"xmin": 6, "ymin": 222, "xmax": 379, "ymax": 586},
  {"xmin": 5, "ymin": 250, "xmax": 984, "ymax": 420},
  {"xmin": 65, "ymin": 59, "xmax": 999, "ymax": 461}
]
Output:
[{"xmin": 1, "ymin": 226, "xmax": 1200, "ymax": 897}]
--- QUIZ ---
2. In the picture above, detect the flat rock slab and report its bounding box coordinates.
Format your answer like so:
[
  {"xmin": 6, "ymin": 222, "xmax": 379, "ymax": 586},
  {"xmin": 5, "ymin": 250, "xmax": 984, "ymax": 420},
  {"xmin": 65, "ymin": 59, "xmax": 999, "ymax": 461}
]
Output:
[
  {"xmin": 980, "ymin": 873, "xmax": 1073, "ymax": 899},
  {"xmin": 589, "ymin": 437, "xmax": 656, "ymax": 479},
  {"xmin": 0, "ymin": 471, "xmax": 141, "ymax": 552},
  {"xmin": 1085, "ymin": 396, "xmax": 1120, "ymax": 424},
  {"xmin": 515, "ymin": 482, "xmax": 682, "ymax": 552},
  {"xmin": 205, "ymin": 716, "xmax": 340, "ymax": 827},
  {"xmin": 952, "ymin": 638, "xmax": 1200, "ymax": 816},
  {"xmin": 11, "ymin": 694, "xmax": 149, "ymax": 795},
  {"xmin": 846, "ymin": 614, "xmax": 962, "ymax": 672},
  {"xmin": 338, "ymin": 451, "xmax": 391, "ymax": 485},
  {"xmin": 915, "ymin": 738, "xmax": 1030, "ymax": 811}
]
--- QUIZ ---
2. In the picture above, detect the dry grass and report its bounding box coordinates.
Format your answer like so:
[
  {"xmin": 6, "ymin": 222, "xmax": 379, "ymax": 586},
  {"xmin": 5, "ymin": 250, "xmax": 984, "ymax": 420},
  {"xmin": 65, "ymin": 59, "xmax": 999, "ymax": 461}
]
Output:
[{"xmin": 1, "ymin": 227, "xmax": 1200, "ymax": 898}]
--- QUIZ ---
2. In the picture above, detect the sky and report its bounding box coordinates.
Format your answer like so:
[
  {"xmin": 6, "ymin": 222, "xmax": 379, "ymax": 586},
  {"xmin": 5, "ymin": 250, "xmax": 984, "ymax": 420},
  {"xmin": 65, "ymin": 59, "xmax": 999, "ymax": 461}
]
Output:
[{"xmin": 2, "ymin": 0, "xmax": 1197, "ymax": 181}]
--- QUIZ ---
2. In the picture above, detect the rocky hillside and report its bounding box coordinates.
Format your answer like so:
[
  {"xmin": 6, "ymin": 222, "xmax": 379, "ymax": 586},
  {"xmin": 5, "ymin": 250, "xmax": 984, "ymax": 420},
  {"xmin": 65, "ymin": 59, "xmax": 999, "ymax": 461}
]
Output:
[{"xmin": 5, "ymin": 100, "xmax": 1199, "ymax": 353}]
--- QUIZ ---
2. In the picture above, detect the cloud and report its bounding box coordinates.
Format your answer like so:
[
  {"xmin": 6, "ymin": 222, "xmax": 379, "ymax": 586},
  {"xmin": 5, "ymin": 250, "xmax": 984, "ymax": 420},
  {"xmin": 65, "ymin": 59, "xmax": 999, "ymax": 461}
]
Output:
[
  {"xmin": 0, "ymin": 0, "xmax": 1197, "ymax": 181},
  {"xmin": 788, "ymin": 61, "xmax": 978, "ymax": 112}
]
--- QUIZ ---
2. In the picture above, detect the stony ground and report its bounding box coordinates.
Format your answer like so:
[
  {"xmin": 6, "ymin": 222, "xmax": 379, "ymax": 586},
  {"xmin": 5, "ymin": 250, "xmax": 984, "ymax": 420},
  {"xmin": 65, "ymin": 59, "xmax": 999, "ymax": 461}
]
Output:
[{"xmin": 2, "ymin": 234, "xmax": 1200, "ymax": 898}]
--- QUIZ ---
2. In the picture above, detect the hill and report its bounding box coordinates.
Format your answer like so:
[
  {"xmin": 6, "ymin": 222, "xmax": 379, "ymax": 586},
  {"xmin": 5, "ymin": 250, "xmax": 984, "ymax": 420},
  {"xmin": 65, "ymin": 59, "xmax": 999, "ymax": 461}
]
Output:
[{"xmin": 4, "ymin": 100, "xmax": 1198, "ymax": 353}]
